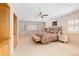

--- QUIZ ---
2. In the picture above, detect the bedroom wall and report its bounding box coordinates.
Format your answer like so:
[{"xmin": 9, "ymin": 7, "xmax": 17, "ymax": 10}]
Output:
[
  {"xmin": 57, "ymin": 10, "xmax": 79, "ymax": 46},
  {"xmin": 19, "ymin": 20, "xmax": 46, "ymax": 36},
  {"xmin": 19, "ymin": 17, "xmax": 53, "ymax": 32},
  {"xmin": 20, "ymin": 16, "xmax": 53, "ymax": 28}
]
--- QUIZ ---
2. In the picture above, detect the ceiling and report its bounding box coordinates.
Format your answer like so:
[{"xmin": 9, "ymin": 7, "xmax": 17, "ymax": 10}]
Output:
[{"xmin": 11, "ymin": 3, "xmax": 79, "ymax": 20}]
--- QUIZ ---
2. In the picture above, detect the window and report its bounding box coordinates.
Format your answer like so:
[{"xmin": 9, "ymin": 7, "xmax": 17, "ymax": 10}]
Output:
[
  {"xmin": 27, "ymin": 24, "xmax": 37, "ymax": 31},
  {"xmin": 26, "ymin": 22, "xmax": 45, "ymax": 32},
  {"xmin": 68, "ymin": 19, "xmax": 79, "ymax": 32}
]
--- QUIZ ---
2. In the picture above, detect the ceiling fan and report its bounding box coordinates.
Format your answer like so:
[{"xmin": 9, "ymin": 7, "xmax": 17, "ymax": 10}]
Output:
[{"xmin": 36, "ymin": 7, "xmax": 48, "ymax": 18}]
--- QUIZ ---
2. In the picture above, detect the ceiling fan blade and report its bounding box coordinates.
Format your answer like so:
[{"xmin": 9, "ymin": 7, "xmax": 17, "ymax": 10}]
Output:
[
  {"xmin": 41, "ymin": 14, "xmax": 48, "ymax": 18},
  {"xmin": 42, "ymin": 14, "xmax": 48, "ymax": 16}
]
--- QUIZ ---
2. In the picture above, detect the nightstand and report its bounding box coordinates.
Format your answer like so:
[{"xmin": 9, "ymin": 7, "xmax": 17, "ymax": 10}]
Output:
[{"xmin": 59, "ymin": 34, "xmax": 69, "ymax": 43}]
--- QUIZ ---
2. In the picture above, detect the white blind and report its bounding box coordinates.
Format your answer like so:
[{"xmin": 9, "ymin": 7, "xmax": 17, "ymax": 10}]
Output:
[
  {"xmin": 25, "ymin": 21, "xmax": 45, "ymax": 32},
  {"xmin": 68, "ymin": 19, "xmax": 79, "ymax": 32}
]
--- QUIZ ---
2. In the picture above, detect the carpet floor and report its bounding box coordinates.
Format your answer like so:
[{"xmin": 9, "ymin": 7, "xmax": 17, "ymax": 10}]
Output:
[{"xmin": 14, "ymin": 34, "xmax": 79, "ymax": 56}]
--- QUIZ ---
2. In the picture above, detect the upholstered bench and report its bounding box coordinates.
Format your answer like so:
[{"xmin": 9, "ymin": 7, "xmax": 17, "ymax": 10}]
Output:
[{"xmin": 32, "ymin": 35, "xmax": 41, "ymax": 43}]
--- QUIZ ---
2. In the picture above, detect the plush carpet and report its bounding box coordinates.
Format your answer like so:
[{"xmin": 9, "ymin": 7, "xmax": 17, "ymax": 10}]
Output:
[{"xmin": 14, "ymin": 33, "xmax": 79, "ymax": 56}]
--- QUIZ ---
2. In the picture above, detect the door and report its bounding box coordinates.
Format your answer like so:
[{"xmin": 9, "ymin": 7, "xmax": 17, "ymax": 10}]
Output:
[{"xmin": 14, "ymin": 14, "xmax": 17, "ymax": 48}]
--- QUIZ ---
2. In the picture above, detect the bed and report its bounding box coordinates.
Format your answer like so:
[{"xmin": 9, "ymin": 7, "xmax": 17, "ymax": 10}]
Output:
[{"xmin": 32, "ymin": 26, "xmax": 62, "ymax": 44}]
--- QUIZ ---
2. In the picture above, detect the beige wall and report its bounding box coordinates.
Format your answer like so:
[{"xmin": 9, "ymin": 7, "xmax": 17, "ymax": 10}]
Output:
[{"xmin": 57, "ymin": 10, "xmax": 79, "ymax": 46}]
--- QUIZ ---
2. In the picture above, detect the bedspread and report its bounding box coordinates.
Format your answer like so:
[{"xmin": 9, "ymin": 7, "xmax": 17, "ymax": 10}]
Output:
[{"xmin": 35, "ymin": 32, "xmax": 58, "ymax": 44}]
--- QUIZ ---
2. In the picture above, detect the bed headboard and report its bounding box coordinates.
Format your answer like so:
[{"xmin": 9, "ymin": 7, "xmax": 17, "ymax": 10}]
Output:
[{"xmin": 45, "ymin": 26, "xmax": 62, "ymax": 34}]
